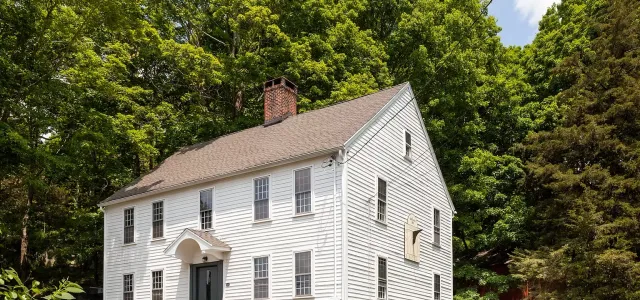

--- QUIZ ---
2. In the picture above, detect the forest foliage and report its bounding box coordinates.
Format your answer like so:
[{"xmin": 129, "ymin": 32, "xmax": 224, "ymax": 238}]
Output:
[{"xmin": 0, "ymin": 0, "xmax": 639, "ymax": 298}]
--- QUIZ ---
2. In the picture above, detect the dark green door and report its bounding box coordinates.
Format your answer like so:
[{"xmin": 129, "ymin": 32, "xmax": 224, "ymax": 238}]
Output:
[{"xmin": 190, "ymin": 262, "xmax": 223, "ymax": 300}]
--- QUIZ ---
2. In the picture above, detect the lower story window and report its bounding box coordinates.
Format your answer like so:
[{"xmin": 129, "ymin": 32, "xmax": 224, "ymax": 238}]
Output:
[
  {"xmin": 294, "ymin": 251, "xmax": 312, "ymax": 296},
  {"xmin": 377, "ymin": 257, "xmax": 387, "ymax": 299},
  {"xmin": 434, "ymin": 273, "xmax": 441, "ymax": 300},
  {"xmin": 123, "ymin": 274, "xmax": 133, "ymax": 300},
  {"xmin": 254, "ymin": 256, "xmax": 269, "ymax": 299},
  {"xmin": 152, "ymin": 270, "xmax": 163, "ymax": 300}
]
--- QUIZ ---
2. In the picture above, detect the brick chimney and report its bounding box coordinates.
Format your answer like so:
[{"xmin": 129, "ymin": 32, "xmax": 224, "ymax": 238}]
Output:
[{"xmin": 263, "ymin": 77, "xmax": 297, "ymax": 125}]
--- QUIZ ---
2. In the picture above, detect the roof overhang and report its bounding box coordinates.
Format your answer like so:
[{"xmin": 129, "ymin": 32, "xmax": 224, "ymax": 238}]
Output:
[{"xmin": 99, "ymin": 146, "xmax": 343, "ymax": 207}]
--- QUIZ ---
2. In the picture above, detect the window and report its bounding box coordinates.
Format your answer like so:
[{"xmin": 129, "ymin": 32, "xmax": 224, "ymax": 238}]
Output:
[
  {"xmin": 433, "ymin": 273, "xmax": 441, "ymax": 300},
  {"xmin": 377, "ymin": 178, "xmax": 387, "ymax": 222},
  {"xmin": 253, "ymin": 256, "xmax": 269, "ymax": 299},
  {"xmin": 152, "ymin": 202, "xmax": 163, "ymax": 238},
  {"xmin": 152, "ymin": 270, "xmax": 163, "ymax": 300},
  {"xmin": 294, "ymin": 168, "xmax": 312, "ymax": 214},
  {"xmin": 254, "ymin": 177, "xmax": 270, "ymax": 221},
  {"xmin": 377, "ymin": 257, "xmax": 388, "ymax": 299},
  {"xmin": 434, "ymin": 208, "xmax": 441, "ymax": 246},
  {"xmin": 405, "ymin": 131, "xmax": 412, "ymax": 158},
  {"xmin": 124, "ymin": 208, "xmax": 134, "ymax": 244},
  {"xmin": 123, "ymin": 274, "xmax": 133, "ymax": 300},
  {"xmin": 294, "ymin": 251, "xmax": 312, "ymax": 296},
  {"xmin": 200, "ymin": 189, "xmax": 213, "ymax": 229}
]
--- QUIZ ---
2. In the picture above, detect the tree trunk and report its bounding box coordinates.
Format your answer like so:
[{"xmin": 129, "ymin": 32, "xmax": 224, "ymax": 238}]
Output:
[{"xmin": 19, "ymin": 185, "xmax": 33, "ymax": 277}]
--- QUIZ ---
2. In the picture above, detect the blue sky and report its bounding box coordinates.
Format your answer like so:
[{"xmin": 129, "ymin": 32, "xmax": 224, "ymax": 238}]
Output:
[{"xmin": 488, "ymin": 0, "xmax": 560, "ymax": 46}]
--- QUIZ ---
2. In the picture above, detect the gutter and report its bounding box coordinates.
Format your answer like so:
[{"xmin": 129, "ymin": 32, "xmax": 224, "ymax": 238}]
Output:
[{"xmin": 99, "ymin": 146, "xmax": 344, "ymax": 207}]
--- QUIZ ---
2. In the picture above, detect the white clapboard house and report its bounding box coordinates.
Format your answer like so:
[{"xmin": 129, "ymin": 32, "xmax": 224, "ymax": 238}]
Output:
[{"xmin": 100, "ymin": 78, "xmax": 455, "ymax": 300}]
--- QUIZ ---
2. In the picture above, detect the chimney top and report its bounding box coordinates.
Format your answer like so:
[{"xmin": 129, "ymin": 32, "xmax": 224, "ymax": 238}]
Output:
[{"xmin": 263, "ymin": 77, "xmax": 298, "ymax": 126}]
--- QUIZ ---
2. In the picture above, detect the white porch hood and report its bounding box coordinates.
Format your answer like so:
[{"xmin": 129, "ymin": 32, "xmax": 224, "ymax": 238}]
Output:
[{"xmin": 164, "ymin": 228, "xmax": 231, "ymax": 263}]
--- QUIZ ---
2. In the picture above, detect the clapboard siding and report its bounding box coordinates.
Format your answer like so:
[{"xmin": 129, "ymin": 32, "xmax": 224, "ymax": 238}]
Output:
[
  {"xmin": 104, "ymin": 157, "xmax": 344, "ymax": 299},
  {"xmin": 345, "ymin": 85, "xmax": 454, "ymax": 300}
]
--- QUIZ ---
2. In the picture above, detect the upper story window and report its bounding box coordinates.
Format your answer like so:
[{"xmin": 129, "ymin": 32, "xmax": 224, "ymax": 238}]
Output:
[
  {"xmin": 200, "ymin": 189, "xmax": 213, "ymax": 229},
  {"xmin": 124, "ymin": 208, "xmax": 134, "ymax": 244},
  {"xmin": 433, "ymin": 208, "xmax": 441, "ymax": 246},
  {"xmin": 152, "ymin": 201, "xmax": 164, "ymax": 239},
  {"xmin": 294, "ymin": 251, "xmax": 312, "ymax": 296},
  {"xmin": 254, "ymin": 176, "xmax": 270, "ymax": 221},
  {"xmin": 152, "ymin": 270, "xmax": 163, "ymax": 300},
  {"xmin": 294, "ymin": 167, "xmax": 312, "ymax": 215},
  {"xmin": 123, "ymin": 274, "xmax": 134, "ymax": 300},
  {"xmin": 404, "ymin": 130, "xmax": 412, "ymax": 158},
  {"xmin": 253, "ymin": 256, "xmax": 269, "ymax": 299},
  {"xmin": 377, "ymin": 256, "xmax": 388, "ymax": 299},
  {"xmin": 433, "ymin": 273, "xmax": 441, "ymax": 300},
  {"xmin": 377, "ymin": 178, "xmax": 387, "ymax": 222}
]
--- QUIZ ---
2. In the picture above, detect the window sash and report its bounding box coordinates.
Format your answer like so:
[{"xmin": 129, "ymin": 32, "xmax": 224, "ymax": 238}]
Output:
[
  {"xmin": 434, "ymin": 209, "xmax": 441, "ymax": 246},
  {"xmin": 200, "ymin": 189, "xmax": 213, "ymax": 229},
  {"xmin": 294, "ymin": 168, "xmax": 312, "ymax": 214},
  {"xmin": 152, "ymin": 271, "xmax": 163, "ymax": 300},
  {"xmin": 294, "ymin": 251, "xmax": 312, "ymax": 296},
  {"xmin": 253, "ymin": 257, "xmax": 269, "ymax": 299},
  {"xmin": 123, "ymin": 274, "xmax": 133, "ymax": 300},
  {"xmin": 124, "ymin": 208, "xmax": 134, "ymax": 244},
  {"xmin": 378, "ymin": 257, "xmax": 387, "ymax": 299},
  {"xmin": 254, "ymin": 177, "xmax": 269, "ymax": 220},
  {"xmin": 405, "ymin": 131, "xmax": 412, "ymax": 157},
  {"xmin": 152, "ymin": 202, "xmax": 163, "ymax": 238},
  {"xmin": 434, "ymin": 274, "xmax": 441, "ymax": 300},
  {"xmin": 377, "ymin": 178, "xmax": 387, "ymax": 222}
]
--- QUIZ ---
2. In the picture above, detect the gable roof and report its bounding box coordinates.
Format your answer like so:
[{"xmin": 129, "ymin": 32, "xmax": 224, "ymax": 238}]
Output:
[{"xmin": 100, "ymin": 83, "xmax": 409, "ymax": 206}]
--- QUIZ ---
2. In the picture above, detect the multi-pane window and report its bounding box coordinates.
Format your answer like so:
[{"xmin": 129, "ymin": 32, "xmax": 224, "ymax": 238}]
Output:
[
  {"xmin": 294, "ymin": 168, "xmax": 312, "ymax": 214},
  {"xmin": 152, "ymin": 271, "xmax": 163, "ymax": 300},
  {"xmin": 377, "ymin": 178, "xmax": 387, "ymax": 222},
  {"xmin": 434, "ymin": 208, "xmax": 441, "ymax": 246},
  {"xmin": 254, "ymin": 177, "xmax": 269, "ymax": 221},
  {"xmin": 124, "ymin": 208, "xmax": 134, "ymax": 244},
  {"xmin": 294, "ymin": 251, "xmax": 312, "ymax": 296},
  {"xmin": 377, "ymin": 257, "xmax": 388, "ymax": 299},
  {"xmin": 200, "ymin": 189, "xmax": 213, "ymax": 229},
  {"xmin": 123, "ymin": 274, "xmax": 133, "ymax": 300},
  {"xmin": 152, "ymin": 202, "xmax": 163, "ymax": 238},
  {"xmin": 253, "ymin": 257, "xmax": 269, "ymax": 299},
  {"xmin": 405, "ymin": 131, "xmax": 412, "ymax": 158},
  {"xmin": 434, "ymin": 273, "xmax": 441, "ymax": 300}
]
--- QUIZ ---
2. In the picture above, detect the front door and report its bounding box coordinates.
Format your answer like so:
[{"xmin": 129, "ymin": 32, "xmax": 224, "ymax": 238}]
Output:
[{"xmin": 190, "ymin": 261, "xmax": 223, "ymax": 300}]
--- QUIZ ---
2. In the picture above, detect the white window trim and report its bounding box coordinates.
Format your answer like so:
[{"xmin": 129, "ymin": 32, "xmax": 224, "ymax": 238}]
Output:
[
  {"xmin": 292, "ymin": 165, "xmax": 314, "ymax": 217},
  {"xmin": 123, "ymin": 273, "xmax": 135, "ymax": 299},
  {"xmin": 431, "ymin": 271, "xmax": 442, "ymax": 300},
  {"xmin": 376, "ymin": 253, "xmax": 389, "ymax": 300},
  {"xmin": 291, "ymin": 248, "xmax": 314, "ymax": 298},
  {"xmin": 433, "ymin": 207, "xmax": 441, "ymax": 247},
  {"xmin": 199, "ymin": 187, "xmax": 216, "ymax": 230},
  {"xmin": 123, "ymin": 206, "xmax": 136, "ymax": 245},
  {"xmin": 374, "ymin": 174, "xmax": 389, "ymax": 225},
  {"xmin": 151, "ymin": 200, "xmax": 166, "ymax": 240},
  {"xmin": 251, "ymin": 254, "xmax": 272, "ymax": 300},
  {"xmin": 252, "ymin": 175, "xmax": 272, "ymax": 223},
  {"xmin": 150, "ymin": 268, "xmax": 165, "ymax": 300},
  {"xmin": 403, "ymin": 129, "xmax": 412, "ymax": 160}
]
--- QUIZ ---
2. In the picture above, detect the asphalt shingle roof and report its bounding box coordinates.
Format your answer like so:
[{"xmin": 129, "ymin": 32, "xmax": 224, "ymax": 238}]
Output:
[{"xmin": 101, "ymin": 83, "xmax": 408, "ymax": 205}]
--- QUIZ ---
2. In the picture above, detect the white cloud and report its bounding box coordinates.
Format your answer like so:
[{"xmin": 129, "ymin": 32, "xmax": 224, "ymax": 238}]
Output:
[{"xmin": 514, "ymin": 0, "xmax": 560, "ymax": 26}]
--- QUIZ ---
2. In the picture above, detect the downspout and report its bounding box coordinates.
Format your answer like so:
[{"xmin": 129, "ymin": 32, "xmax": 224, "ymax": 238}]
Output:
[{"xmin": 333, "ymin": 153, "xmax": 338, "ymax": 299}]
